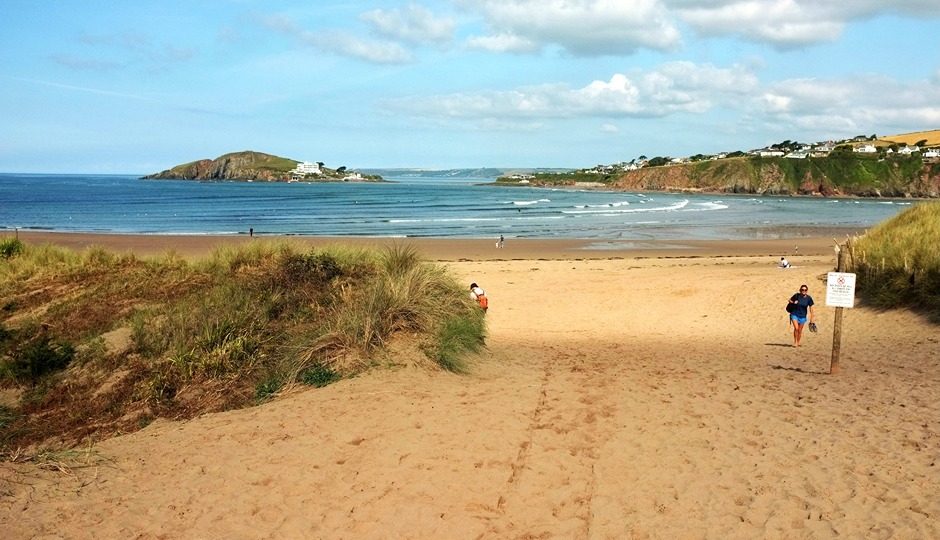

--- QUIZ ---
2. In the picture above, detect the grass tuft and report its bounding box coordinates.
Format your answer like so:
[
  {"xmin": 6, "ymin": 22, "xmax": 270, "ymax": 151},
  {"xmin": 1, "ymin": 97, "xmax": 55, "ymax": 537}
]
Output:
[{"xmin": 0, "ymin": 237, "xmax": 24, "ymax": 259}]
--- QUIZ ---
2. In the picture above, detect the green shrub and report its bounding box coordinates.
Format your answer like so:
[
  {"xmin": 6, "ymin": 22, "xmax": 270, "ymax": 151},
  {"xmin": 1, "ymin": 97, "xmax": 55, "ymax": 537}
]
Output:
[
  {"xmin": 299, "ymin": 363, "xmax": 341, "ymax": 387},
  {"xmin": 0, "ymin": 237, "xmax": 24, "ymax": 259},
  {"xmin": 0, "ymin": 334, "xmax": 75, "ymax": 386},
  {"xmin": 254, "ymin": 373, "xmax": 286, "ymax": 401}
]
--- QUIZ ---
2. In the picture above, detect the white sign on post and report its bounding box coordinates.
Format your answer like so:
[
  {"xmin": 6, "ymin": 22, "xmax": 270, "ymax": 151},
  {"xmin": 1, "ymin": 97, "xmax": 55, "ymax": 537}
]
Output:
[{"xmin": 826, "ymin": 272, "xmax": 857, "ymax": 308}]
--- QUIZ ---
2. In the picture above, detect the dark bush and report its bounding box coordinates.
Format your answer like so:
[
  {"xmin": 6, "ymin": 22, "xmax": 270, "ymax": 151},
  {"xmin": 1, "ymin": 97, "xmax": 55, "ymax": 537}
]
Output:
[
  {"xmin": 300, "ymin": 363, "xmax": 341, "ymax": 388},
  {"xmin": 1, "ymin": 335, "xmax": 75, "ymax": 386}
]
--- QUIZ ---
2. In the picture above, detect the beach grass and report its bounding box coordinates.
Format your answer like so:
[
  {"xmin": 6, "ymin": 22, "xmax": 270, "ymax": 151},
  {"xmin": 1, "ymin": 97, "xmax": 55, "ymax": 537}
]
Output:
[
  {"xmin": 0, "ymin": 238, "xmax": 485, "ymax": 453},
  {"xmin": 845, "ymin": 201, "xmax": 940, "ymax": 318}
]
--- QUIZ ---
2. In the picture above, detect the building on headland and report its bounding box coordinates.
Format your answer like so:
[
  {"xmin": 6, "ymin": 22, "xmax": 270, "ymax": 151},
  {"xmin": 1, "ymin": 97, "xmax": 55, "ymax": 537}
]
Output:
[{"xmin": 290, "ymin": 161, "xmax": 321, "ymax": 179}]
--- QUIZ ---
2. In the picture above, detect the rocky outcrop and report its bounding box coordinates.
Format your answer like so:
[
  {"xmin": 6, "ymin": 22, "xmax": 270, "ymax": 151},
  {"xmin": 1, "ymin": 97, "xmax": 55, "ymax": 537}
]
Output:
[{"xmin": 142, "ymin": 151, "xmax": 296, "ymax": 182}]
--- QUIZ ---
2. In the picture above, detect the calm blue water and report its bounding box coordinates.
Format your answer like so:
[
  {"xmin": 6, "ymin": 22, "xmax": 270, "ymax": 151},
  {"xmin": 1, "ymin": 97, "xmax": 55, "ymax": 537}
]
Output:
[{"xmin": 0, "ymin": 173, "xmax": 917, "ymax": 241}]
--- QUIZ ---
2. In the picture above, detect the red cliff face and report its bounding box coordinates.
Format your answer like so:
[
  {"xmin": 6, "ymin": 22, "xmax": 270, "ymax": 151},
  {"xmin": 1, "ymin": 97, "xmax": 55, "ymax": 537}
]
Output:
[{"xmin": 143, "ymin": 151, "xmax": 293, "ymax": 182}]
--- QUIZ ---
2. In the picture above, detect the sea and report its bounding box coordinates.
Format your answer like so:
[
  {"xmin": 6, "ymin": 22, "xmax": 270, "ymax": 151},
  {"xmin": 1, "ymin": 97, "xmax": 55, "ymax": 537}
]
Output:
[{"xmin": 0, "ymin": 173, "xmax": 918, "ymax": 241}]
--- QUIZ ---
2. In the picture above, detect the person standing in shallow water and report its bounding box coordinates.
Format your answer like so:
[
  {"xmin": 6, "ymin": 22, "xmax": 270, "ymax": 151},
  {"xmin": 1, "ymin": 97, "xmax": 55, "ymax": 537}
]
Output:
[{"xmin": 788, "ymin": 284, "xmax": 815, "ymax": 347}]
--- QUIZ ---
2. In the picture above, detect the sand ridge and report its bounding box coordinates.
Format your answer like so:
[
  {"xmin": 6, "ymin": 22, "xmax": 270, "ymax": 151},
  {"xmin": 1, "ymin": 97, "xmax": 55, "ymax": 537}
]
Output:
[{"xmin": 1, "ymin": 243, "xmax": 938, "ymax": 538}]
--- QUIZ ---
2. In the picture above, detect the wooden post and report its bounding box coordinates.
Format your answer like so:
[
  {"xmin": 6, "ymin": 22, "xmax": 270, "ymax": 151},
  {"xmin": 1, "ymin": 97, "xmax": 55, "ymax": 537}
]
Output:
[{"xmin": 830, "ymin": 246, "xmax": 844, "ymax": 374}]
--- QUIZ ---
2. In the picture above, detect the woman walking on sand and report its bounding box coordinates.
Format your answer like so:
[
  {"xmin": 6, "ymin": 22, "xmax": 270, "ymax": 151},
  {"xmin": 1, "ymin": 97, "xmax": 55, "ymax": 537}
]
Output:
[{"xmin": 788, "ymin": 284, "xmax": 815, "ymax": 347}]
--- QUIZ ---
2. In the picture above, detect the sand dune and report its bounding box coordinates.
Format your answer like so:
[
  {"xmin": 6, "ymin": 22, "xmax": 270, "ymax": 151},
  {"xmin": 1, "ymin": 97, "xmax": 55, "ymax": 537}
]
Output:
[{"xmin": 1, "ymin": 241, "xmax": 938, "ymax": 538}]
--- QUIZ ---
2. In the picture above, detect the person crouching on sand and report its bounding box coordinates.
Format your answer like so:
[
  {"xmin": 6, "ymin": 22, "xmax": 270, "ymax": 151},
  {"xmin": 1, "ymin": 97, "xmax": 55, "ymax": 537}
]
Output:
[
  {"xmin": 470, "ymin": 283, "xmax": 488, "ymax": 313},
  {"xmin": 788, "ymin": 284, "xmax": 815, "ymax": 347}
]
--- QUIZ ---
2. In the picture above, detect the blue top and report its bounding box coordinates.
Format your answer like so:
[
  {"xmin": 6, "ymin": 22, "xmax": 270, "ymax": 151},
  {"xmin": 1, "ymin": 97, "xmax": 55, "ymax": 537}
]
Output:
[{"xmin": 790, "ymin": 293, "xmax": 814, "ymax": 318}]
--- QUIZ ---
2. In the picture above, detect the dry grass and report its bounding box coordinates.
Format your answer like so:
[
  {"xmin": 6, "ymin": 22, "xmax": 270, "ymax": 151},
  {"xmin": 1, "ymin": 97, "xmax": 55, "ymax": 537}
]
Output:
[{"xmin": 877, "ymin": 129, "xmax": 940, "ymax": 147}]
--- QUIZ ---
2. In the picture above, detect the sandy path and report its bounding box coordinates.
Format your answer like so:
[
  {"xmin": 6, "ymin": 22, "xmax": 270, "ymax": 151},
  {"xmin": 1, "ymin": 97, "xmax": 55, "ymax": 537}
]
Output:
[{"xmin": 2, "ymin": 254, "xmax": 938, "ymax": 538}]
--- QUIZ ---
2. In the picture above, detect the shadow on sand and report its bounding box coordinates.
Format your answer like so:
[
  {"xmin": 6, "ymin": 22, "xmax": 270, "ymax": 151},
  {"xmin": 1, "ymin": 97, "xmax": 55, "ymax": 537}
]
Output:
[{"xmin": 770, "ymin": 364, "xmax": 829, "ymax": 375}]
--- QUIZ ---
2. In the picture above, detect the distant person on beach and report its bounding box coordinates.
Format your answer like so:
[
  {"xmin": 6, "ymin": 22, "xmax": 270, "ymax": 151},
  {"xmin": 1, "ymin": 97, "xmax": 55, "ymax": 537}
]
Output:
[
  {"xmin": 498, "ymin": 235, "xmax": 504, "ymax": 249},
  {"xmin": 779, "ymin": 257, "xmax": 790, "ymax": 268},
  {"xmin": 470, "ymin": 283, "xmax": 488, "ymax": 313},
  {"xmin": 249, "ymin": 227, "xmax": 254, "ymax": 237},
  {"xmin": 787, "ymin": 284, "xmax": 815, "ymax": 347}
]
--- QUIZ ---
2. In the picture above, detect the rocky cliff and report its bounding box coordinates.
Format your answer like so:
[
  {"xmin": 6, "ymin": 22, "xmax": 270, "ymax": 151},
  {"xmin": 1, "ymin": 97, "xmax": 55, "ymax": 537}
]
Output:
[
  {"xmin": 604, "ymin": 157, "xmax": 940, "ymax": 198},
  {"xmin": 142, "ymin": 151, "xmax": 297, "ymax": 182}
]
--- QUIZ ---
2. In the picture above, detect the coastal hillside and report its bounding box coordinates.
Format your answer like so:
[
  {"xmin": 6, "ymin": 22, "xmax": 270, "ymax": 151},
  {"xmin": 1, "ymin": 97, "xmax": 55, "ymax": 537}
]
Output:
[
  {"xmin": 143, "ymin": 151, "xmax": 298, "ymax": 182},
  {"xmin": 502, "ymin": 154, "xmax": 940, "ymax": 198},
  {"xmin": 612, "ymin": 155, "xmax": 940, "ymax": 198}
]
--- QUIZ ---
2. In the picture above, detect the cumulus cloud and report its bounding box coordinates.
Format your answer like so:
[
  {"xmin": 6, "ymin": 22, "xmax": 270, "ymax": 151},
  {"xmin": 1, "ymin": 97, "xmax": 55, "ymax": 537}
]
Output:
[
  {"xmin": 458, "ymin": 0, "xmax": 681, "ymax": 55},
  {"xmin": 457, "ymin": 0, "xmax": 940, "ymax": 54},
  {"xmin": 260, "ymin": 13, "xmax": 412, "ymax": 64},
  {"xmin": 759, "ymin": 75, "xmax": 940, "ymax": 132},
  {"xmin": 666, "ymin": 0, "xmax": 940, "ymax": 48},
  {"xmin": 360, "ymin": 3, "xmax": 455, "ymax": 46},
  {"xmin": 379, "ymin": 62, "xmax": 758, "ymax": 120}
]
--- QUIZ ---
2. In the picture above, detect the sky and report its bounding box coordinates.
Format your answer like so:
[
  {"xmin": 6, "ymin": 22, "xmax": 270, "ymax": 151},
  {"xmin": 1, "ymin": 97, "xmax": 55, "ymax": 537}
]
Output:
[{"xmin": 1, "ymin": 1, "xmax": 939, "ymax": 174}]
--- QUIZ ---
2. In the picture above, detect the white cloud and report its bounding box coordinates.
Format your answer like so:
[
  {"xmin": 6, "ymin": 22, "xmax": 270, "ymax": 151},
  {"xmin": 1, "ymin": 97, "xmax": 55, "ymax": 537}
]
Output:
[
  {"xmin": 458, "ymin": 0, "xmax": 681, "ymax": 55},
  {"xmin": 314, "ymin": 29, "xmax": 413, "ymax": 64},
  {"xmin": 601, "ymin": 123, "xmax": 619, "ymax": 133},
  {"xmin": 457, "ymin": 1, "xmax": 940, "ymax": 54},
  {"xmin": 758, "ymin": 74, "xmax": 940, "ymax": 135},
  {"xmin": 465, "ymin": 33, "xmax": 539, "ymax": 54},
  {"xmin": 260, "ymin": 13, "xmax": 412, "ymax": 64},
  {"xmin": 360, "ymin": 3, "xmax": 455, "ymax": 47},
  {"xmin": 379, "ymin": 62, "xmax": 758, "ymax": 120},
  {"xmin": 666, "ymin": 0, "xmax": 940, "ymax": 48}
]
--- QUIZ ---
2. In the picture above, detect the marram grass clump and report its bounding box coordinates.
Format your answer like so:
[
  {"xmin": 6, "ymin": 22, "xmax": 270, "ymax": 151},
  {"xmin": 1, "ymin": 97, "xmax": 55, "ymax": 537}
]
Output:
[
  {"xmin": 0, "ymin": 239, "xmax": 486, "ymax": 452},
  {"xmin": 844, "ymin": 201, "xmax": 940, "ymax": 318}
]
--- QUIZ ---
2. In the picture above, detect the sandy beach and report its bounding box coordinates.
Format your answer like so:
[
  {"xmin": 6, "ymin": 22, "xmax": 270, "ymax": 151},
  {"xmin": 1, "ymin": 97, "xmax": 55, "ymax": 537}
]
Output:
[{"xmin": 1, "ymin": 233, "xmax": 938, "ymax": 538}]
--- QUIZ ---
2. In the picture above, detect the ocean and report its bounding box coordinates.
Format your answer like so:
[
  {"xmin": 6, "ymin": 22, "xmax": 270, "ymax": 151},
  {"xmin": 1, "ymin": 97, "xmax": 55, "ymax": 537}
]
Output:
[{"xmin": 0, "ymin": 173, "xmax": 917, "ymax": 241}]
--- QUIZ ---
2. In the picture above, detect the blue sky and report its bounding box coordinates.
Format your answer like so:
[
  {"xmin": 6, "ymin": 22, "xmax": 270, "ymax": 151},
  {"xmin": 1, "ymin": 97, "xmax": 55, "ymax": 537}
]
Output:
[{"xmin": 1, "ymin": 1, "xmax": 939, "ymax": 174}]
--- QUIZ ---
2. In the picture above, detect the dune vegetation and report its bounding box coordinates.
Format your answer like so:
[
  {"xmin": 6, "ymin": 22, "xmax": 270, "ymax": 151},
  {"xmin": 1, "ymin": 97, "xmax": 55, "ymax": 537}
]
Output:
[
  {"xmin": 844, "ymin": 201, "xmax": 940, "ymax": 319},
  {"xmin": 0, "ymin": 240, "xmax": 486, "ymax": 454}
]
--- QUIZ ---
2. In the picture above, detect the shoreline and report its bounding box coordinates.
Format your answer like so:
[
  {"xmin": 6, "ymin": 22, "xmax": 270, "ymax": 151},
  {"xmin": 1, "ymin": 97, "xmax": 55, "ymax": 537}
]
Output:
[{"xmin": 11, "ymin": 229, "xmax": 861, "ymax": 261}]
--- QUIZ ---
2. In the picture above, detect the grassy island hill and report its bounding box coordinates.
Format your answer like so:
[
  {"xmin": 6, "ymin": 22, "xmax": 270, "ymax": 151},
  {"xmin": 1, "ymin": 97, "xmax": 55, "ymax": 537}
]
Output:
[{"xmin": 142, "ymin": 150, "xmax": 382, "ymax": 182}]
